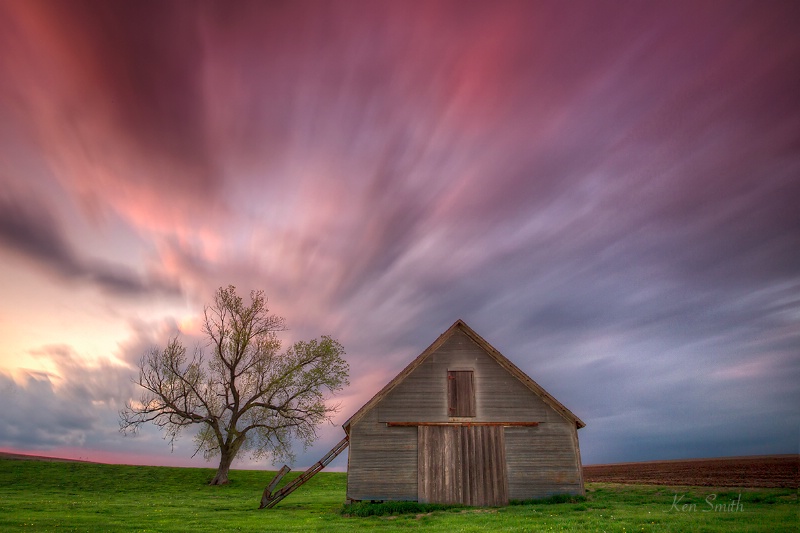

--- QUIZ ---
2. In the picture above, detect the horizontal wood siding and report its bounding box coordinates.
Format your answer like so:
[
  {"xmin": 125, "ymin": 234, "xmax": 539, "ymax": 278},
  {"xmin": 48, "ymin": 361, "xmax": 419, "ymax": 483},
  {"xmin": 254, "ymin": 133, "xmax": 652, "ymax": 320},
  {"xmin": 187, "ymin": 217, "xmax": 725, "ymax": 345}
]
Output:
[
  {"xmin": 505, "ymin": 424, "xmax": 584, "ymax": 499},
  {"xmin": 346, "ymin": 408, "xmax": 417, "ymax": 501},
  {"xmin": 349, "ymin": 327, "xmax": 584, "ymax": 502},
  {"xmin": 378, "ymin": 329, "xmax": 561, "ymax": 424}
]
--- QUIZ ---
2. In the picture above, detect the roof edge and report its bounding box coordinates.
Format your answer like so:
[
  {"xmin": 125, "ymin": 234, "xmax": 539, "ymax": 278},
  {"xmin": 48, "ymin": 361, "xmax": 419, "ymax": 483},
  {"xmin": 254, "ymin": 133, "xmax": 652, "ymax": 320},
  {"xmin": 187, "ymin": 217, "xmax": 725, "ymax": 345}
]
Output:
[
  {"xmin": 343, "ymin": 319, "xmax": 585, "ymax": 432},
  {"xmin": 343, "ymin": 319, "xmax": 466, "ymax": 432},
  {"xmin": 456, "ymin": 321, "xmax": 586, "ymax": 429}
]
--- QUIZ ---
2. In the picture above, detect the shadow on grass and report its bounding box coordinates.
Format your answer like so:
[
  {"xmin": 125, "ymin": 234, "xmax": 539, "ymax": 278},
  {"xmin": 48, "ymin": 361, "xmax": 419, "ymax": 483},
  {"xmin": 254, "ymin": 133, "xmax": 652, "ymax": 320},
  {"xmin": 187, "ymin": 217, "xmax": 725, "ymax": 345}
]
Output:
[
  {"xmin": 510, "ymin": 494, "xmax": 587, "ymax": 505},
  {"xmin": 341, "ymin": 494, "xmax": 588, "ymax": 517},
  {"xmin": 340, "ymin": 501, "xmax": 466, "ymax": 517}
]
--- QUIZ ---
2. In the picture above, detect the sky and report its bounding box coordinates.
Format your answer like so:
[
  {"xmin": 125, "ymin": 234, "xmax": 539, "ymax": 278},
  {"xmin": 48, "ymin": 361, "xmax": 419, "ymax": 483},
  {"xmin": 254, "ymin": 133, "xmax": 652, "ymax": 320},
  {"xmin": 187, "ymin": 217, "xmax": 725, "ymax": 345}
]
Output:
[{"xmin": 0, "ymin": 0, "xmax": 798, "ymax": 471}]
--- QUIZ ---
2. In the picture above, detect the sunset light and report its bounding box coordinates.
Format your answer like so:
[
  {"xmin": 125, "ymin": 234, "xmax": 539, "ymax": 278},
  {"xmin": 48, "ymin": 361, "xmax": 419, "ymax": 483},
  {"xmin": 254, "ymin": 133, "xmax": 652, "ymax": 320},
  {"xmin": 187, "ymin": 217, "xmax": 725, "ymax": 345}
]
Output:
[{"xmin": 0, "ymin": 0, "xmax": 797, "ymax": 472}]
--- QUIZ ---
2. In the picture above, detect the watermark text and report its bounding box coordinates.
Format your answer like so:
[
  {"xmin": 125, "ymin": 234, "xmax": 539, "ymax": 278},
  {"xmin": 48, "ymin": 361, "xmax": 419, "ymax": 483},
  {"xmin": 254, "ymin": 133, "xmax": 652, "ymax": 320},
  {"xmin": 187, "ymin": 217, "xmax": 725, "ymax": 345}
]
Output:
[{"xmin": 670, "ymin": 493, "xmax": 743, "ymax": 512}]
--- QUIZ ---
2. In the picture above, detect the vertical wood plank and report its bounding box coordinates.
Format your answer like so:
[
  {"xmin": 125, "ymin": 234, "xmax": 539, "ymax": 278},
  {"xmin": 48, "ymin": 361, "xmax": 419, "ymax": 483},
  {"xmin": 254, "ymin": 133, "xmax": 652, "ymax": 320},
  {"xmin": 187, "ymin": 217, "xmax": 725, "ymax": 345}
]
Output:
[
  {"xmin": 447, "ymin": 370, "xmax": 476, "ymax": 417},
  {"xmin": 419, "ymin": 425, "xmax": 509, "ymax": 506},
  {"xmin": 418, "ymin": 425, "xmax": 428, "ymax": 502}
]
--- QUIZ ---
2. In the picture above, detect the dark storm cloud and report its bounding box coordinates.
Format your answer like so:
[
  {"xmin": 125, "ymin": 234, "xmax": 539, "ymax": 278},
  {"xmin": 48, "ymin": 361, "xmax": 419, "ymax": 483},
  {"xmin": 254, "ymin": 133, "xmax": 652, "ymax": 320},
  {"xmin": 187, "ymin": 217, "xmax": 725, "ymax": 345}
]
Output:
[{"xmin": 0, "ymin": 192, "xmax": 180, "ymax": 297}]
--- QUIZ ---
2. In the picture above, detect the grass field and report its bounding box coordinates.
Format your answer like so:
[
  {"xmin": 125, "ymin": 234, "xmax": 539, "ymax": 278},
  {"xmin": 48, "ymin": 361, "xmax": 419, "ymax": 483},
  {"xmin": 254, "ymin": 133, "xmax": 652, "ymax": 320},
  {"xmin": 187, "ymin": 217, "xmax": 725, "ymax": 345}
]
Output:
[{"xmin": 0, "ymin": 459, "xmax": 796, "ymax": 532}]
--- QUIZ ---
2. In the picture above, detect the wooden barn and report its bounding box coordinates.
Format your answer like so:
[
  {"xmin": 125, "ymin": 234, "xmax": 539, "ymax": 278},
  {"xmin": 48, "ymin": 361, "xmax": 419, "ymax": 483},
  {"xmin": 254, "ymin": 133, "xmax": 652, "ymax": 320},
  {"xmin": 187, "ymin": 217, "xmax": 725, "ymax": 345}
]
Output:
[{"xmin": 343, "ymin": 319, "xmax": 585, "ymax": 506}]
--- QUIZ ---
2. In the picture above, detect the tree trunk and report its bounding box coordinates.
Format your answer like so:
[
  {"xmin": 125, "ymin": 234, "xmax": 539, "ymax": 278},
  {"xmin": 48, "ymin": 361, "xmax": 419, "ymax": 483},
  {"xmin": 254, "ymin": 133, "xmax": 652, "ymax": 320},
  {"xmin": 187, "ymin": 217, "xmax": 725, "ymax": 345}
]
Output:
[{"xmin": 210, "ymin": 451, "xmax": 235, "ymax": 485}]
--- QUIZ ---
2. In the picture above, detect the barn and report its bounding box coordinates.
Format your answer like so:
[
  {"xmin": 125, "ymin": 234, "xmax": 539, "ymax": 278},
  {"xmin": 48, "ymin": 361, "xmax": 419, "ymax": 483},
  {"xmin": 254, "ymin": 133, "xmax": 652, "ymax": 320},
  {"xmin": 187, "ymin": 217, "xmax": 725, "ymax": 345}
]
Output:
[{"xmin": 343, "ymin": 319, "xmax": 585, "ymax": 506}]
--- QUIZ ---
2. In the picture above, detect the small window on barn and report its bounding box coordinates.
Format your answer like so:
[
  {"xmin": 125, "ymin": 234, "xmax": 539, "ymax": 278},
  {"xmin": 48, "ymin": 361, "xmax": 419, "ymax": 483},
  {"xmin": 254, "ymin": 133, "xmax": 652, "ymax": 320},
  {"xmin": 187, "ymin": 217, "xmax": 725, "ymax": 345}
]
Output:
[{"xmin": 448, "ymin": 370, "xmax": 475, "ymax": 417}]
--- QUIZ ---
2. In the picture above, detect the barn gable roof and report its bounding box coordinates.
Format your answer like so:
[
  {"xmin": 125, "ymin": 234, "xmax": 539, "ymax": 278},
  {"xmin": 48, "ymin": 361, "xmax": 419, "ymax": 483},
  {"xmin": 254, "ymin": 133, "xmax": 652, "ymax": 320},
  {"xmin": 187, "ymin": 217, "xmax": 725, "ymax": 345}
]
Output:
[{"xmin": 343, "ymin": 319, "xmax": 585, "ymax": 432}]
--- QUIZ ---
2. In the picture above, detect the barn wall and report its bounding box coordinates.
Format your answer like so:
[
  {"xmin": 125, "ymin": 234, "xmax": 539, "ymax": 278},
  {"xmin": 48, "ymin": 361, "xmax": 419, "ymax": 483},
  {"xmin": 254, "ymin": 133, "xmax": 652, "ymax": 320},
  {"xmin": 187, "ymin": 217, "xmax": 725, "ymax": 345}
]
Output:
[
  {"xmin": 418, "ymin": 425, "xmax": 509, "ymax": 506},
  {"xmin": 347, "ymin": 328, "xmax": 584, "ymax": 502},
  {"xmin": 347, "ymin": 408, "xmax": 417, "ymax": 501},
  {"xmin": 378, "ymin": 329, "xmax": 559, "ymax": 424},
  {"xmin": 505, "ymin": 423, "xmax": 584, "ymax": 499}
]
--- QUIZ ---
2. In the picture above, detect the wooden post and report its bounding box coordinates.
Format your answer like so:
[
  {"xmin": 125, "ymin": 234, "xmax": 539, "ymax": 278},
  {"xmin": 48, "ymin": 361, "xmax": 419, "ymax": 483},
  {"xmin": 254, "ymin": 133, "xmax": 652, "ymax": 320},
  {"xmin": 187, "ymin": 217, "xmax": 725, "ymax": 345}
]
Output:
[
  {"xmin": 259, "ymin": 436, "xmax": 349, "ymax": 509},
  {"xmin": 260, "ymin": 465, "xmax": 291, "ymax": 508}
]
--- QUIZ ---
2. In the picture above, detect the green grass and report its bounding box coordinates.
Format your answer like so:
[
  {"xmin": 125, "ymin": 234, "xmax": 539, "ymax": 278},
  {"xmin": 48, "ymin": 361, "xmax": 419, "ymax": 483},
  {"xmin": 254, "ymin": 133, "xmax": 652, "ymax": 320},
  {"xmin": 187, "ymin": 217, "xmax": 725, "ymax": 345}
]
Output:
[
  {"xmin": 340, "ymin": 500, "xmax": 466, "ymax": 517},
  {"xmin": 0, "ymin": 459, "xmax": 796, "ymax": 531}
]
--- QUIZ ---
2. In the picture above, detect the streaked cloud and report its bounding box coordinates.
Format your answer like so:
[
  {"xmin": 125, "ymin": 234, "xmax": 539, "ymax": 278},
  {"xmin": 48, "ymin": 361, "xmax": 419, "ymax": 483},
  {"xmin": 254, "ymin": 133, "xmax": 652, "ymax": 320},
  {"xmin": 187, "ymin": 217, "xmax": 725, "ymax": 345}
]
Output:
[
  {"xmin": 0, "ymin": 191, "xmax": 180, "ymax": 297},
  {"xmin": 0, "ymin": 0, "xmax": 797, "ymax": 467}
]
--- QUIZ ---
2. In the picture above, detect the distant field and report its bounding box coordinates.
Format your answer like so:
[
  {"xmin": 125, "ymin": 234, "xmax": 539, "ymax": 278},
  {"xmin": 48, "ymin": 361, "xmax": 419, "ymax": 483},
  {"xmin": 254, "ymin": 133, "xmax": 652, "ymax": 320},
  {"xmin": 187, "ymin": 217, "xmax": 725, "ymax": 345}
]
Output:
[
  {"xmin": 0, "ymin": 451, "xmax": 93, "ymax": 463},
  {"xmin": 0, "ymin": 455, "xmax": 797, "ymax": 531},
  {"xmin": 4, "ymin": 451, "xmax": 797, "ymax": 488},
  {"xmin": 584, "ymin": 455, "xmax": 799, "ymax": 488}
]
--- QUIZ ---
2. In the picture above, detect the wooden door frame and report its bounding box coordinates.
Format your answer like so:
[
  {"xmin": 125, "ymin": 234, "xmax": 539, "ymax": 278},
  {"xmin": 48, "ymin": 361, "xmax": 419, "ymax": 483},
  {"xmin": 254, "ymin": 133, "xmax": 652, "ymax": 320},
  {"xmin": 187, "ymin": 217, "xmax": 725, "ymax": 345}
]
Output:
[{"xmin": 418, "ymin": 425, "xmax": 509, "ymax": 506}]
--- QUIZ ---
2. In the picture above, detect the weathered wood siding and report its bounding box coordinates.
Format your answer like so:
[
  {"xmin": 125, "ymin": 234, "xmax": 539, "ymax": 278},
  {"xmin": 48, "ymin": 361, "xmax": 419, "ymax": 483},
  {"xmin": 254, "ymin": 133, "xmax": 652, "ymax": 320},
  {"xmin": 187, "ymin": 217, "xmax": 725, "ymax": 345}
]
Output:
[
  {"xmin": 419, "ymin": 425, "xmax": 508, "ymax": 506},
  {"xmin": 347, "ymin": 408, "xmax": 417, "ymax": 501},
  {"xmin": 377, "ymin": 329, "xmax": 557, "ymax": 424},
  {"xmin": 347, "ymin": 327, "xmax": 584, "ymax": 502},
  {"xmin": 505, "ymin": 424, "xmax": 583, "ymax": 499},
  {"xmin": 447, "ymin": 370, "xmax": 476, "ymax": 417}
]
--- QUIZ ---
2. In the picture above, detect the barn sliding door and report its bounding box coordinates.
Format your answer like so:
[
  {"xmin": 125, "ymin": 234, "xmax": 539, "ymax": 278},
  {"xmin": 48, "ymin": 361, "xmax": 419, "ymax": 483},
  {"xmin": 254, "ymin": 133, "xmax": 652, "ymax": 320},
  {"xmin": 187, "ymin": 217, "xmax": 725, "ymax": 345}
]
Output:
[{"xmin": 418, "ymin": 425, "xmax": 508, "ymax": 506}]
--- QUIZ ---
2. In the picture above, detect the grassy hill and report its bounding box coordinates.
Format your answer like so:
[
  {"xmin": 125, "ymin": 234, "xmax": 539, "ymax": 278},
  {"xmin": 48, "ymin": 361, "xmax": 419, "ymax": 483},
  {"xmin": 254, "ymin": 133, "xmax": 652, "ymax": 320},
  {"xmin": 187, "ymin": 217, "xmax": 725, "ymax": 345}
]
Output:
[{"xmin": 0, "ymin": 458, "xmax": 796, "ymax": 531}]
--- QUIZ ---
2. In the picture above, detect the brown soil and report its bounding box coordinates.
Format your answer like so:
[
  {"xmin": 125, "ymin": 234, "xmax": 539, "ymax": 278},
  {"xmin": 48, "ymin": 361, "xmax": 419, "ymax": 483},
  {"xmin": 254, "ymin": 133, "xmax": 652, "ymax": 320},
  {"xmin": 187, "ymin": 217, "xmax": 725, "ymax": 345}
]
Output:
[{"xmin": 583, "ymin": 455, "xmax": 799, "ymax": 488}]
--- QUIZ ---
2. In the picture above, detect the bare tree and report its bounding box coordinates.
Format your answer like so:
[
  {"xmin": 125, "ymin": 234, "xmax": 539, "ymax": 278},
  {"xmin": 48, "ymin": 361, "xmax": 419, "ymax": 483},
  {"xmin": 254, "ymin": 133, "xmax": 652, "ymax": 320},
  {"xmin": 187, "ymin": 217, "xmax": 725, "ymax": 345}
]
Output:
[{"xmin": 119, "ymin": 285, "xmax": 349, "ymax": 485}]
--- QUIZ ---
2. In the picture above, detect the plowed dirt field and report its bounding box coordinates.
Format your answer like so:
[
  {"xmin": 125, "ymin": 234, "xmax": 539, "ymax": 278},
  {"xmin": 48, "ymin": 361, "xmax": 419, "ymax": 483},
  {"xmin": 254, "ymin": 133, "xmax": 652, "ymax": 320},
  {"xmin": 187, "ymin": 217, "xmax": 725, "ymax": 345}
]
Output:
[{"xmin": 583, "ymin": 454, "xmax": 798, "ymax": 488}]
